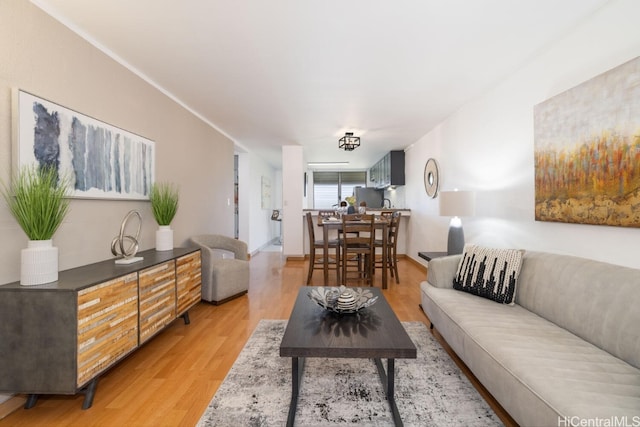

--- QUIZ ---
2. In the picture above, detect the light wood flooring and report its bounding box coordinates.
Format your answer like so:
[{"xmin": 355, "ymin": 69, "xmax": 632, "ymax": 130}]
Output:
[{"xmin": 0, "ymin": 251, "xmax": 517, "ymax": 426}]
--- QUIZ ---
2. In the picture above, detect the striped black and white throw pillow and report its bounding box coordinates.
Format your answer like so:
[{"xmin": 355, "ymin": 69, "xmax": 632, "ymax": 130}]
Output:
[{"xmin": 453, "ymin": 245, "xmax": 524, "ymax": 305}]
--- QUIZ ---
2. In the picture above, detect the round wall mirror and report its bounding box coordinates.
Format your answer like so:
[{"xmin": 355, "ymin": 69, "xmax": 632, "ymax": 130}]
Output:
[{"xmin": 424, "ymin": 158, "xmax": 439, "ymax": 198}]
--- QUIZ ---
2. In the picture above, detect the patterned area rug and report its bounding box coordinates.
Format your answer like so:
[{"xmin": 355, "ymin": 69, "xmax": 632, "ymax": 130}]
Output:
[{"xmin": 197, "ymin": 320, "xmax": 502, "ymax": 426}]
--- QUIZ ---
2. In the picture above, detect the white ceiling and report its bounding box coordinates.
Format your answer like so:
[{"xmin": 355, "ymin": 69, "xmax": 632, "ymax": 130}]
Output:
[{"xmin": 32, "ymin": 0, "xmax": 610, "ymax": 170}]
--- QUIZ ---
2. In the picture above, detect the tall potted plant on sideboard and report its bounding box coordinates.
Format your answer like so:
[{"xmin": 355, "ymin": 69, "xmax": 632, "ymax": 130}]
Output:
[
  {"xmin": 1, "ymin": 165, "xmax": 71, "ymax": 285},
  {"xmin": 149, "ymin": 182, "xmax": 179, "ymax": 251}
]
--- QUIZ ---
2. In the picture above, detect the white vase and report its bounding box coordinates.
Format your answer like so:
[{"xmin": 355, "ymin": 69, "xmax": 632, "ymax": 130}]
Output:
[
  {"xmin": 21, "ymin": 239, "xmax": 58, "ymax": 286},
  {"xmin": 156, "ymin": 226, "xmax": 174, "ymax": 251}
]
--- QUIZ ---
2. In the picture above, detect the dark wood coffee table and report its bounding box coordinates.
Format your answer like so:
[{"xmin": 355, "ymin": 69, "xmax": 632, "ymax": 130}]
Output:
[{"xmin": 280, "ymin": 286, "xmax": 417, "ymax": 426}]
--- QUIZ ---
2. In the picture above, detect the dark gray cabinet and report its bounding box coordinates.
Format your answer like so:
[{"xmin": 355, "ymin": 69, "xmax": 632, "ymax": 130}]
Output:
[{"xmin": 369, "ymin": 150, "xmax": 405, "ymax": 188}]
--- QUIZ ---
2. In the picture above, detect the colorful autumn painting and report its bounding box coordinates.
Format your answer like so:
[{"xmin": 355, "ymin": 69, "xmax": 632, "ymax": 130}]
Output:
[{"xmin": 534, "ymin": 57, "xmax": 640, "ymax": 227}]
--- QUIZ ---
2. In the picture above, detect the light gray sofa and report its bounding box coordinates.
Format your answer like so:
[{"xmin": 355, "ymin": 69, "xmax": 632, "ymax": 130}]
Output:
[
  {"xmin": 189, "ymin": 234, "xmax": 249, "ymax": 304},
  {"xmin": 420, "ymin": 251, "xmax": 640, "ymax": 426}
]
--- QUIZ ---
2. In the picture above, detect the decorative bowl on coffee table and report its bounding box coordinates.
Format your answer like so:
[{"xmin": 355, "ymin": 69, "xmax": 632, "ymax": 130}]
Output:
[{"xmin": 307, "ymin": 286, "xmax": 378, "ymax": 314}]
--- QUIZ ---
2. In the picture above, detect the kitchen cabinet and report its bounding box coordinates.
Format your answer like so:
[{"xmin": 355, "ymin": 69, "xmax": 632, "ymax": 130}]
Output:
[{"xmin": 369, "ymin": 150, "xmax": 405, "ymax": 188}]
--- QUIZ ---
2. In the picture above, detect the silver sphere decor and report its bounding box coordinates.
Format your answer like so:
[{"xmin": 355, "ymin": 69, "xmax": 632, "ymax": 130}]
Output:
[{"xmin": 111, "ymin": 210, "xmax": 144, "ymax": 264}]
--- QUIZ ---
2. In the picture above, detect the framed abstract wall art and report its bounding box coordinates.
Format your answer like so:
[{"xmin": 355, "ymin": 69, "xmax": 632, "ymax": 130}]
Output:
[
  {"xmin": 534, "ymin": 57, "xmax": 640, "ymax": 227},
  {"xmin": 13, "ymin": 90, "xmax": 155, "ymax": 200}
]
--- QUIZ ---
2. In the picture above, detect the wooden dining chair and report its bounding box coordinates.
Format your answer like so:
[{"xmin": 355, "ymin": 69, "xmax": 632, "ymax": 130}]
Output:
[
  {"xmin": 375, "ymin": 211, "xmax": 401, "ymax": 283},
  {"xmin": 340, "ymin": 213, "xmax": 375, "ymax": 286},
  {"xmin": 318, "ymin": 209, "xmax": 341, "ymax": 241},
  {"xmin": 380, "ymin": 211, "xmax": 394, "ymax": 219},
  {"xmin": 305, "ymin": 212, "xmax": 340, "ymax": 285}
]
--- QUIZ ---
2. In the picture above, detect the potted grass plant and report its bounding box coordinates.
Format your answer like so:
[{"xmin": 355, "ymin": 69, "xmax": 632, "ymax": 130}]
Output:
[
  {"xmin": 1, "ymin": 165, "xmax": 71, "ymax": 285},
  {"xmin": 149, "ymin": 182, "xmax": 179, "ymax": 251}
]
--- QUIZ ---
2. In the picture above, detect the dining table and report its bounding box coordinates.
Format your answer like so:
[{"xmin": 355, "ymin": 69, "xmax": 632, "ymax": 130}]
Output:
[{"xmin": 318, "ymin": 215, "xmax": 389, "ymax": 289}]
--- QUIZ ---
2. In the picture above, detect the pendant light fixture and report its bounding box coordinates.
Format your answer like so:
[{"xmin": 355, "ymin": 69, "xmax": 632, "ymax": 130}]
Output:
[{"xmin": 338, "ymin": 132, "xmax": 360, "ymax": 151}]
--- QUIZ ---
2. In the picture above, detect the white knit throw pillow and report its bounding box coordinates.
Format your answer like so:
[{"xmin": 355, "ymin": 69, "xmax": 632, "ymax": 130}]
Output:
[{"xmin": 453, "ymin": 245, "xmax": 524, "ymax": 305}]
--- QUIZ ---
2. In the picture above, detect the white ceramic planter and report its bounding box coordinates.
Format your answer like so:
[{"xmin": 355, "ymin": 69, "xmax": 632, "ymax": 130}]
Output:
[
  {"xmin": 156, "ymin": 226, "xmax": 174, "ymax": 251},
  {"xmin": 21, "ymin": 239, "xmax": 58, "ymax": 286}
]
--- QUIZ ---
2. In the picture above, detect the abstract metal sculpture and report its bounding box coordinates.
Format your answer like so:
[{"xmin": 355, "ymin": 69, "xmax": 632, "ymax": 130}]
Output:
[{"xmin": 111, "ymin": 210, "xmax": 144, "ymax": 264}]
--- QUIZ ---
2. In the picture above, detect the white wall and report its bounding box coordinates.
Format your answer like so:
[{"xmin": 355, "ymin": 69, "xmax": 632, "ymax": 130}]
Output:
[
  {"xmin": 274, "ymin": 169, "xmax": 283, "ymax": 241},
  {"xmin": 282, "ymin": 146, "xmax": 304, "ymax": 257},
  {"xmin": 237, "ymin": 152, "xmax": 250, "ymax": 245},
  {"xmin": 405, "ymin": 0, "xmax": 640, "ymax": 269},
  {"xmin": 243, "ymin": 151, "xmax": 279, "ymax": 254}
]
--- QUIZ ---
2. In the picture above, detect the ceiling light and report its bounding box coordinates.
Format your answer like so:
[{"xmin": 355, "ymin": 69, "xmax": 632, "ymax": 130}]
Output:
[{"xmin": 338, "ymin": 132, "xmax": 360, "ymax": 151}]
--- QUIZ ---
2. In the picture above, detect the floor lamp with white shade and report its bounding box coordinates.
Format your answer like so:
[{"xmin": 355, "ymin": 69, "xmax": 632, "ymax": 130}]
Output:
[{"xmin": 439, "ymin": 190, "xmax": 476, "ymax": 255}]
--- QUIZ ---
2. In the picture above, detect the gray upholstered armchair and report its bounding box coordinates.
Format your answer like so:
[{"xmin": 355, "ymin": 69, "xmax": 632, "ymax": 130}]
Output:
[{"xmin": 189, "ymin": 234, "xmax": 249, "ymax": 304}]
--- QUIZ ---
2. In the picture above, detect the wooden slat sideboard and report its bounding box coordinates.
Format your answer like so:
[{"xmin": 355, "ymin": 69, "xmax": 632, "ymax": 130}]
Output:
[
  {"xmin": 77, "ymin": 273, "xmax": 139, "ymax": 387},
  {"xmin": 139, "ymin": 260, "xmax": 177, "ymax": 344},
  {"xmin": 0, "ymin": 247, "xmax": 202, "ymax": 410},
  {"xmin": 176, "ymin": 251, "xmax": 202, "ymax": 317}
]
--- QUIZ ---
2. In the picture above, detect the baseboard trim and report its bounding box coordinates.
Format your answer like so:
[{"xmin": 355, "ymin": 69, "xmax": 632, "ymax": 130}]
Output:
[
  {"xmin": 405, "ymin": 255, "xmax": 428, "ymax": 273},
  {"xmin": 0, "ymin": 395, "xmax": 26, "ymax": 420}
]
